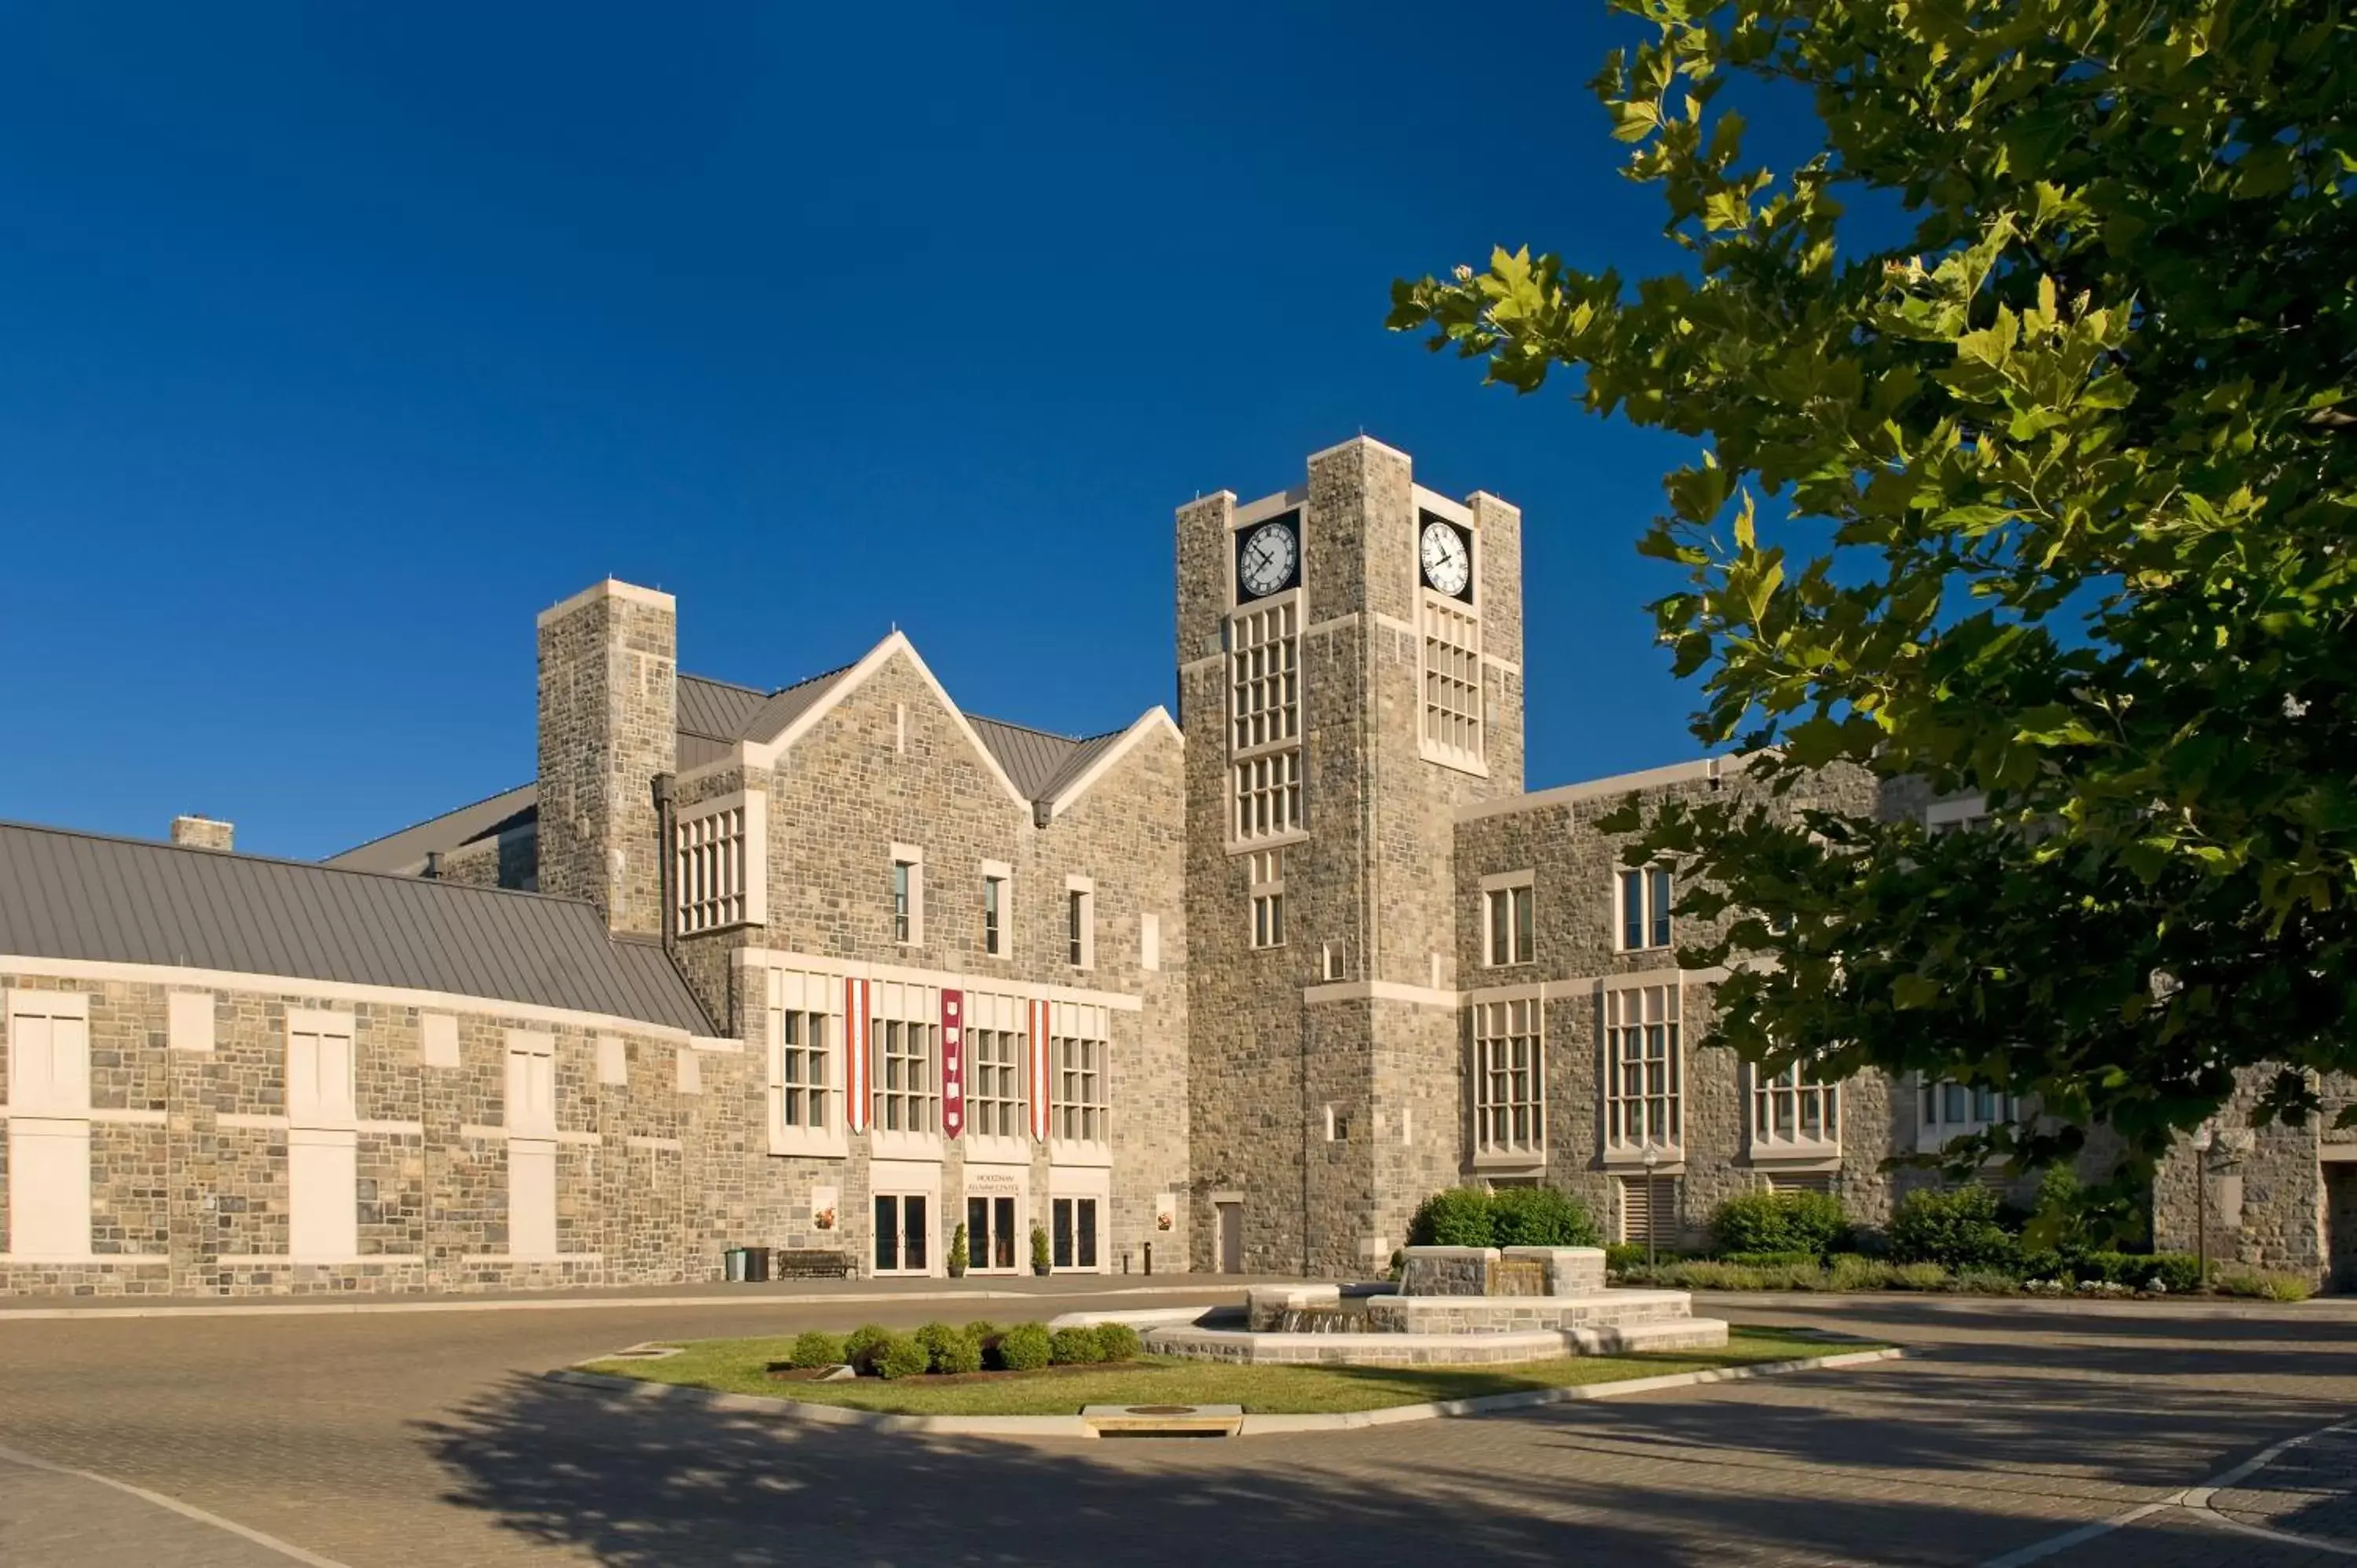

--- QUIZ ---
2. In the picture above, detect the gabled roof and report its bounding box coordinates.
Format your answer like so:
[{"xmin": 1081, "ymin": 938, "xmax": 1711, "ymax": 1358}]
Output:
[
  {"xmin": 966, "ymin": 715, "xmax": 1111, "ymax": 801},
  {"xmin": 325, "ymin": 784, "xmax": 538, "ymax": 876},
  {"xmin": 0, "ymin": 820, "xmax": 713, "ymax": 1035},
  {"xmin": 675, "ymin": 673, "xmax": 772, "ymax": 743}
]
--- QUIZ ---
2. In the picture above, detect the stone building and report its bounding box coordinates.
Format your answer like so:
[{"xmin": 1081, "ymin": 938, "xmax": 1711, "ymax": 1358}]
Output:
[{"xmin": 0, "ymin": 434, "xmax": 2338, "ymax": 1295}]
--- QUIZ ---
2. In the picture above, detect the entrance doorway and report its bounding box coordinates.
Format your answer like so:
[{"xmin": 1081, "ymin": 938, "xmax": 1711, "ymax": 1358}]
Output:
[
  {"xmin": 966, "ymin": 1193, "xmax": 1018, "ymax": 1273},
  {"xmin": 1217, "ymin": 1201, "xmax": 1243, "ymax": 1274},
  {"xmin": 1050, "ymin": 1196, "xmax": 1098, "ymax": 1271},
  {"xmin": 2327, "ymin": 1164, "xmax": 2357, "ymax": 1292},
  {"xmin": 873, "ymin": 1192, "xmax": 929, "ymax": 1275}
]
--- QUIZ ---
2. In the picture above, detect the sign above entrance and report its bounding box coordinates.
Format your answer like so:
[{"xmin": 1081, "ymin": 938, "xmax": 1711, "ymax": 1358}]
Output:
[
  {"xmin": 968, "ymin": 1170, "xmax": 1021, "ymax": 1193},
  {"xmin": 942, "ymin": 988, "xmax": 966, "ymax": 1139}
]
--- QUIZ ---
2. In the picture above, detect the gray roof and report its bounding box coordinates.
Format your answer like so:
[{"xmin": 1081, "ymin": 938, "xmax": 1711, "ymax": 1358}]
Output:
[
  {"xmin": 964, "ymin": 715, "xmax": 1124, "ymax": 801},
  {"xmin": 0, "ymin": 821, "xmax": 713, "ymax": 1035},
  {"xmin": 675, "ymin": 673, "xmax": 772, "ymax": 742},
  {"xmin": 735, "ymin": 663, "xmax": 858, "ymax": 746},
  {"xmin": 325, "ymin": 783, "xmax": 537, "ymax": 876}
]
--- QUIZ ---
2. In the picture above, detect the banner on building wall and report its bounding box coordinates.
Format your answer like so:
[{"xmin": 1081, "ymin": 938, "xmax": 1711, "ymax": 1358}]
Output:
[
  {"xmin": 1026, "ymin": 998, "xmax": 1052, "ymax": 1141},
  {"xmin": 845, "ymin": 977, "xmax": 871, "ymax": 1131},
  {"xmin": 940, "ymin": 988, "xmax": 966, "ymax": 1139}
]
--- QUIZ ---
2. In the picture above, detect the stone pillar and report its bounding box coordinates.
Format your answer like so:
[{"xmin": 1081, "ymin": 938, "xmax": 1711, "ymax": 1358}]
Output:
[
  {"xmin": 170, "ymin": 815, "xmax": 234, "ymax": 852},
  {"xmin": 536, "ymin": 580, "xmax": 677, "ymax": 935}
]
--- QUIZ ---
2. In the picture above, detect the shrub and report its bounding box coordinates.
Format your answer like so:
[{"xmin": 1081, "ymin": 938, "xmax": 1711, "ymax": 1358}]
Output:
[
  {"xmin": 1827, "ymin": 1254, "xmax": 1897, "ymax": 1291},
  {"xmin": 1710, "ymin": 1189, "xmax": 1848, "ymax": 1257},
  {"xmin": 965, "ymin": 1319, "xmax": 1001, "ymax": 1342},
  {"xmin": 869, "ymin": 1331, "xmax": 931, "ymax": 1380},
  {"xmin": 1718, "ymin": 1250, "xmax": 1823, "ymax": 1269},
  {"xmin": 1488, "ymin": 1185, "xmax": 1603, "ymax": 1247},
  {"xmin": 841, "ymin": 1324, "xmax": 893, "ymax": 1371},
  {"xmin": 2214, "ymin": 1268, "xmax": 2314, "ymax": 1302},
  {"xmin": 1091, "ymin": 1322, "xmax": 1143, "ymax": 1363},
  {"xmin": 2145, "ymin": 1254, "xmax": 2203, "ymax": 1295},
  {"xmin": 1604, "ymin": 1242, "xmax": 1648, "ymax": 1277},
  {"xmin": 915, "ymin": 1321, "xmax": 981, "ymax": 1376},
  {"xmin": 1407, "ymin": 1187, "xmax": 1497, "ymax": 1247},
  {"xmin": 1888, "ymin": 1185, "xmax": 2018, "ymax": 1270},
  {"xmin": 2016, "ymin": 1247, "xmax": 2068, "ymax": 1283},
  {"xmin": 1953, "ymin": 1269, "xmax": 2022, "ymax": 1295},
  {"xmin": 1050, "ymin": 1326, "xmax": 1107, "ymax": 1365},
  {"xmin": 1030, "ymin": 1225, "xmax": 1051, "ymax": 1273},
  {"xmin": 1890, "ymin": 1262, "xmax": 1952, "ymax": 1291},
  {"xmin": 947, "ymin": 1222, "xmax": 970, "ymax": 1277},
  {"xmin": 995, "ymin": 1322, "xmax": 1052, "ymax": 1372},
  {"xmin": 786, "ymin": 1330, "xmax": 847, "ymax": 1370}
]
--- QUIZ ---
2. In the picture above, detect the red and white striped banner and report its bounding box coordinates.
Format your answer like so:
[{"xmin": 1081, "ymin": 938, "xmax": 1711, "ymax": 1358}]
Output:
[
  {"xmin": 845, "ymin": 976, "xmax": 871, "ymax": 1131},
  {"xmin": 1027, "ymin": 998, "xmax": 1052, "ymax": 1141},
  {"xmin": 940, "ymin": 989, "xmax": 966, "ymax": 1140}
]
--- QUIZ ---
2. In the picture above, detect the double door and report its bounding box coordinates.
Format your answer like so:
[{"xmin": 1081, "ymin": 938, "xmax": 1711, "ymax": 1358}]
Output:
[
  {"xmin": 1050, "ymin": 1196, "xmax": 1098, "ymax": 1272},
  {"xmin": 874, "ymin": 1192, "xmax": 929, "ymax": 1274},
  {"xmin": 966, "ymin": 1194, "xmax": 1018, "ymax": 1272}
]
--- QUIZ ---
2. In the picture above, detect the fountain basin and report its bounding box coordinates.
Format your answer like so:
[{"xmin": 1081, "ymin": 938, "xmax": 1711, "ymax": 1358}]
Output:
[
  {"xmin": 1365, "ymin": 1287, "xmax": 1694, "ymax": 1336},
  {"xmin": 1144, "ymin": 1316, "xmax": 1730, "ymax": 1366}
]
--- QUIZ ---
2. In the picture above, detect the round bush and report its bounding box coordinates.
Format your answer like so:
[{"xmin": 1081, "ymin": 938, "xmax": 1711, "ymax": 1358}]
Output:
[
  {"xmin": 786, "ymin": 1330, "xmax": 847, "ymax": 1370},
  {"xmin": 1407, "ymin": 1187, "xmax": 1495, "ymax": 1247},
  {"xmin": 1887, "ymin": 1185, "xmax": 2018, "ymax": 1270},
  {"xmin": 915, "ymin": 1321, "xmax": 981, "ymax": 1376},
  {"xmin": 841, "ymin": 1323, "xmax": 893, "ymax": 1371},
  {"xmin": 995, "ymin": 1322, "xmax": 1052, "ymax": 1372},
  {"xmin": 964, "ymin": 1319, "xmax": 1001, "ymax": 1342},
  {"xmin": 1710, "ymin": 1189, "xmax": 1848, "ymax": 1257},
  {"xmin": 1091, "ymin": 1322, "xmax": 1142, "ymax": 1363},
  {"xmin": 870, "ymin": 1331, "xmax": 931, "ymax": 1381},
  {"xmin": 1049, "ymin": 1326, "xmax": 1107, "ymax": 1365},
  {"xmin": 1488, "ymin": 1185, "xmax": 1602, "ymax": 1247}
]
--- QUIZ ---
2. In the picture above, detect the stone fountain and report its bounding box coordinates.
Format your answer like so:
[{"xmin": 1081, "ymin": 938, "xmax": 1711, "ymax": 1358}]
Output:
[{"xmin": 1143, "ymin": 1245, "xmax": 1727, "ymax": 1366}]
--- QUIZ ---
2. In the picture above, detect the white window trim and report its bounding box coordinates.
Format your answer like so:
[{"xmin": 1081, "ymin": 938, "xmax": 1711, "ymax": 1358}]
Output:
[
  {"xmin": 1047, "ymin": 999, "xmax": 1112, "ymax": 1165},
  {"xmin": 962, "ymin": 992, "xmax": 1029, "ymax": 1154},
  {"xmin": 1139, "ymin": 911, "xmax": 1160, "ymax": 973},
  {"xmin": 1470, "ymin": 987, "xmax": 1545, "ymax": 1171},
  {"xmin": 1747, "ymin": 1059, "xmax": 1842, "ymax": 1166},
  {"xmin": 867, "ymin": 980, "xmax": 944, "ymax": 1160},
  {"xmin": 1418, "ymin": 585, "xmax": 1489, "ymax": 777},
  {"xmin": 1226, "ymin": 581, "xmax": 1306, "ymax": 852},
  {"xmin": 1249, "ymin": 848, "xmax": 1286, "ymax": 951},
  {"xmin": 1600, "ymin": 981, "xmax": 1683, "ymax": 1166},
  {"xmin": 764, "ymin": 965, "xmax": 849, "ymax": 1160},
  {"xmin": 676, "ymin": 790, "xmax": 768, "ymax": 934},
  {"xmin": 890, "ymin": 843, "xmax": 925, "ymax": 947},
  {"xmin": 980, "ymin": 859, "xmax": 1012, "ymax": 960},
  {"xmin": 1612, "ymin": 864, "xmax": 1675, "ymax": 954},
  {"xmin": 1481, "ymin": 870, "xmax": 1535, "ymax": 969},
  {"xmin": 1926, "ymin": 796, "xmax": 1990, "ymax": 833},
  {"xmin": 1065, "ymin": 876, "xmax": 1095, "ymax": 971},
  {"xmin": 1914, "ymin": 1074, "xmax": 2023, "ymax": 1155}
]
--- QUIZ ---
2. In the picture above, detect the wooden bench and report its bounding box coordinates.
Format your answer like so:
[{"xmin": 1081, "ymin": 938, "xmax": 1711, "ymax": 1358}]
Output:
[{"xmin": 771, "ymin": 1249, "xmax": 855, "ymax": 1279}]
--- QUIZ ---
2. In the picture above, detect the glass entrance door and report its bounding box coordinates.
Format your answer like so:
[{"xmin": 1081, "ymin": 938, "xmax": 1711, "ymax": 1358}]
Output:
[
  {"xmin": 874, "ymin": 1192, "xmax": 929, "ymax": 1274},
  {"xmin": 1050, "ymin": 1196, "xmax": 1098, "ymax": 1271},
  {"xmin": 965, "ymin": 1193, "xmax": 1017, "ymax": 1273}
]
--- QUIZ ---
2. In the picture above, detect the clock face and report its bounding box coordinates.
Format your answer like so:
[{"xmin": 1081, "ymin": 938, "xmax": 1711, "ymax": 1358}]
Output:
[
  {"xmin": 1237, "ymin": 518, "xmax": 1299, "ymax": 600},
  {"xmin": 1420, "ymin": 518, "xmax": 1472, "ymax": 599}
]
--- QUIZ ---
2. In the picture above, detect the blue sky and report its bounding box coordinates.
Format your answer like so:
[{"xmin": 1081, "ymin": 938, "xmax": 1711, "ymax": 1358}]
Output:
[{"xmin": 0, "ymin": 2, "xmax": 1724, "ymax": 859}]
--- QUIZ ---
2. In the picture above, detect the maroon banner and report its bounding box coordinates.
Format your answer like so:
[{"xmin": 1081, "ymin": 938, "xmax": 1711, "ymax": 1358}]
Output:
[{"xmin": 940, "ymin": 988, "xmax": 966, "ymax": 1139}]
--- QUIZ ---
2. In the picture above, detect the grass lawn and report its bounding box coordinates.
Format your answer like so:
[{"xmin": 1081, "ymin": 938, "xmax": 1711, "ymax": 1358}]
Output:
[{"xmin": 578, "ymin": 1327, "xmax": 1873, "ymax": 1416}]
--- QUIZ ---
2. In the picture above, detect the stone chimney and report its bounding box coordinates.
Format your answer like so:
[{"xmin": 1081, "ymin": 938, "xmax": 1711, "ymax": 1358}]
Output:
[
  {"xmin": 536, "ymin": 578, "xmax": 676, "ymax": 934},
  {"xmin": 170, "ymin": 815, "xmax": 234, "ymax": 852}
]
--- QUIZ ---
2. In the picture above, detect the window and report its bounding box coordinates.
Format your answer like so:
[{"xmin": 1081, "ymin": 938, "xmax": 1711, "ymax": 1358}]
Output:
[
  {"xmin": 1066, "ymin": 881, "xmax": 1094, "ymax": 968},
  {"xmin": 1421, "ymin": 593, "xmax": 1483, "ymax": 764},
  {"xmin": 1752, "ymin": 1061, "xmax": 1840, "ymax": 1151},
  {"xmin": 1052, "ymin": 1195, "xmax": 1099, "ymax": 1270},
  {"xmin": 873, "ymin": 1192, "xmax": 929, "ymax": 1274},
  {"xmin": 982, "ymin": 874, "xmax": 1004, "ymax": 955},
  {"xmin": 777, "ymin": 1008, "xmax": 830, "ymax": 1129},
  {"xmin": 1604, "ymin": 984, "xmax": 1681, "ymax": 1152},
  {"xmin": 1052, "ymin": 1026, "xmax": 1108, "ymax": 1144},
  {"xmin": 676, "ymin": 794, "xmax": 766, "ymax": 933},
  {"xmin": 1473, "ymin": 997, "xmax": 1544, "ymax": 1160},
  {"xmin": 1919, "ymin": 1079, "xmax": 2021, "ymax": 1151},
  {"xmin": 889, "ymin": 845, "xmax": 922, "ymax": 945},
  {"xmin": 1249, "ymin": 848, "xmax": 1286, "ymax": 949},
  {"xmin": 5, "ymin": 989, "xmax": 93, "ymax": 1260},
  {"xmin": 1484, "ymin": 879, "xmax": 1534, "ymax": 966},
  {"xmin": 969, "ymin": 1026, "xmax": 1022, "ymax": 1138},
  {"xmin": 875, "ymin": 1017, "xmax": 937, "ymax": 1134},
  {"xmin": 1927, "ymin": 796, "xmax": 1990, "ymax": 835},
  {"xmin": 1617, "ymin": 866, "xmax": 1673, "ymax": 951},
  {"xmin": 1230, "ymin": 598, "xmax": 1302, "ymax": 841}
]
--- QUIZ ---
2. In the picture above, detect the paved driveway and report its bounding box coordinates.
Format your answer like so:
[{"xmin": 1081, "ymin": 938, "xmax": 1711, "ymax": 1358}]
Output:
[{"xmin": 1, "ymin": 1288, "xmax": 2354, "ymax": 1566}]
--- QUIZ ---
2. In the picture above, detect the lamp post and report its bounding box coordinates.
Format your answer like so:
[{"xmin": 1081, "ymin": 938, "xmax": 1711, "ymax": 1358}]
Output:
[
  {"xmin": 1642, "ymin": 1143, "xmax": 1662, "ymax": 1268},
  {"xmin": 2192, "ymin": 1123, "xmax": 2215, "ymax": 1292}
]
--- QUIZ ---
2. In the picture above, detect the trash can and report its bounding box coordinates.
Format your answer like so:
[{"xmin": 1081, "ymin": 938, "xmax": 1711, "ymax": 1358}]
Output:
[
  {"xmin": 746, "ymin": 1246, "xmax": 772, "ymax": 1284},
  {"xmin": 724, "ymin": 1246, "xmax": 750, "ymax": 1283}
]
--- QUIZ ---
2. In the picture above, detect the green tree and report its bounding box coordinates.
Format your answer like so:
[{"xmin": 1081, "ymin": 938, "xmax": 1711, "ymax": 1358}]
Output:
[{"xmin": 1391, "ymin": 2, "xmax": 2356, "ymax": 1196}]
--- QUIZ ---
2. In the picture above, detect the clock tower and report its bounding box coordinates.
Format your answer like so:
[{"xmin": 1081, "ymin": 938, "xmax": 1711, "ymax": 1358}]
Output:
[{"xmin": 1177, "ymin": 437, "xmax": 1524, "ymax": 1277}]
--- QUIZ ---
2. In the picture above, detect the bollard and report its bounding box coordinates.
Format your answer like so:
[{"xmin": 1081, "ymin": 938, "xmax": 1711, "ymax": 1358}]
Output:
[{"xmin": 1145, "ymin": 1241, "xmax": 1153, "ymax": 1276}]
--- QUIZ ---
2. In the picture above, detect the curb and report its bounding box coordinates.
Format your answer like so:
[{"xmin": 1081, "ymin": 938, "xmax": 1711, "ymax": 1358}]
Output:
[
  {"xmin": 1686, "ymin": 1289, "xmax": 2357, "ymax": 1323},
  {"xmin": 544, "ymin": 1346, "xmax": 1907, "ymax": 1440},
  {"xmin": 0, "ymin": 1282, "xmax": 1247, "ymax": 1324}
]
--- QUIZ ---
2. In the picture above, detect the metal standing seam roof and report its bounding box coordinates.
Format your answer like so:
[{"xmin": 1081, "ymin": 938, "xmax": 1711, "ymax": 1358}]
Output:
[
  {"xmin": 964, "ymin": 715, "xmax": 1098, "ymax": 800},
  {"xmin": 0, "ymin": 820, "xmax": 713, "ymax": 1035},
  {"xmin": 674, "ymin": 672, "xmax": 773, "ymax": 742},
  {"xmin": 323, "ymin": 783, "xmax": 538, "ymax": 875}
]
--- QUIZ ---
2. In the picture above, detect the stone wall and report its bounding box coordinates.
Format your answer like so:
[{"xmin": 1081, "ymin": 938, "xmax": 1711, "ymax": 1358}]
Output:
[{"xmin": 537, "ymin": 580, "xmax": 676, "ymax": 934}]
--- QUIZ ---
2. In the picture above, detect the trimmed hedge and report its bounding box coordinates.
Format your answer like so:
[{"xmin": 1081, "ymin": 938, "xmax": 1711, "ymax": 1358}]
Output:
[
  {"xmin": 1407, "ymin": 1185, "xmax": 1601, "ymax": 1249},
  {"xmin": 995, "ymin": 1322, "xmax": 1052, "ymax": 1371},
  {"xmin": 1091, "ymin": 1322, "xmax": 1143, "ymax": 1363},
  {"xmin": 1888, "ymin": 1185, "xmax": 2018, "ymax": 1269},
  {"xmin": 1049, "ymin": 1326, "xmax": 1107, "ymax": 1365},
  {"xmin": 786, "ymin": 1330, "xmax": 847, "ymax": 1369},
  {"xmin": 1710, "ymin": 1190, "xmax": 1848, "ymax": 1257},
  {"xmin": 870, "ymin": 1331, "xmax": 931, "ymax": 1380},
  {"xmin": 915, "ymin": 1321, "xmax": 982, "ymax": 1376},
  {"xmin": 841, "ymin": 1324, "xmax": 894, "ymax": 1371},
  {"xmin": 1718, "ymin": 1250, "xmax": 1823, "ymax": 1269}
]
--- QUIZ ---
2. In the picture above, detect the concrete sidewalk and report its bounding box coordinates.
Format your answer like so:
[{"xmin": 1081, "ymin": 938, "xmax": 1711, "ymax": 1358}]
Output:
[{"xmin": 1689, "ymin": 1288, "xmax": 2357, "ymax": 1323}]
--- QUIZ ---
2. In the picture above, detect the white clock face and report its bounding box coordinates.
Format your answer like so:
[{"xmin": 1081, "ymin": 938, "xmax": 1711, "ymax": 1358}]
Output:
[
  {"xmin": 1420, "ymin": 519, "xmax": 1471, "ymax": 598},
  {"xmin": 1238, "ymin": 521, "xmax": 1298, "ymax": 599}
]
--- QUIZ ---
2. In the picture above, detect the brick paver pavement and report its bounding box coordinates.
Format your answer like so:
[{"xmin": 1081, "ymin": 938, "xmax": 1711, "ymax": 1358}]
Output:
[{"xmin": 0, "ymin": 1288, "xmax": 2352, "ymax": 1565}]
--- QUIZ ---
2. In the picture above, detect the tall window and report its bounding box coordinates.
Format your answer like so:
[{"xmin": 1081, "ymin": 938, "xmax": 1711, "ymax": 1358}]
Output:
[
  {"xmin": 1617, "ymin": 866, "xmax": 1673, "ymax": 952},
  {"xmin": 982, "ymin": 874, "xmax": 1005, "ymax": 956},
  {"xmin": 677, "ymin": 804, "xmax": 748, "ymax": 934},
  {"xmin": 1231, "ymin": 599, "xmax": 1302, "ymax": 840},
  {"xmin": 1421, "ymin": 595, "xmax": 1483, "ymax": 764},
  {"xmin": 969, "ymin": 1026, "xmax": 1021, "ymax": 1138},
  {"xmin": 1919, "ymin": 1079, "xmax": 2019, "ymax": 1145},
  {"xmin": 1485, "ymin": 881, "xmax": 1534, "ymax": 966},
  {"xmin": 777, "ymin": 1008, "xmax": 830, "ymax": 1128},
  {"xmin": 889, "ymin": 849, "xmax": 923, "ymax": 945},
  {"xmin": 1753, "ymin": 1061, "xmax": 1839, "ymax": 1150},
  {"xmin": 1051, "ymin": 1005, "xmax": 1109, "ymax": 1144},
  {"xmin": 1473, "ymin": 997, "xmax": 1543, "ymax": 1159},
  {"xmin": 1067, "ymin": 884, "xmax": 1094, "ymax": 968},
  {"xmin": 875, "ymin": 1017, "xmax": 937, "ymax": 1134},
  {"xmin": 1604, "ymin": 983, "xmax": 1681, "ymax": 1151},
  {"xmin": 1250, "ymin": 848, "xmax": 1285, "ymax": 949}
]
